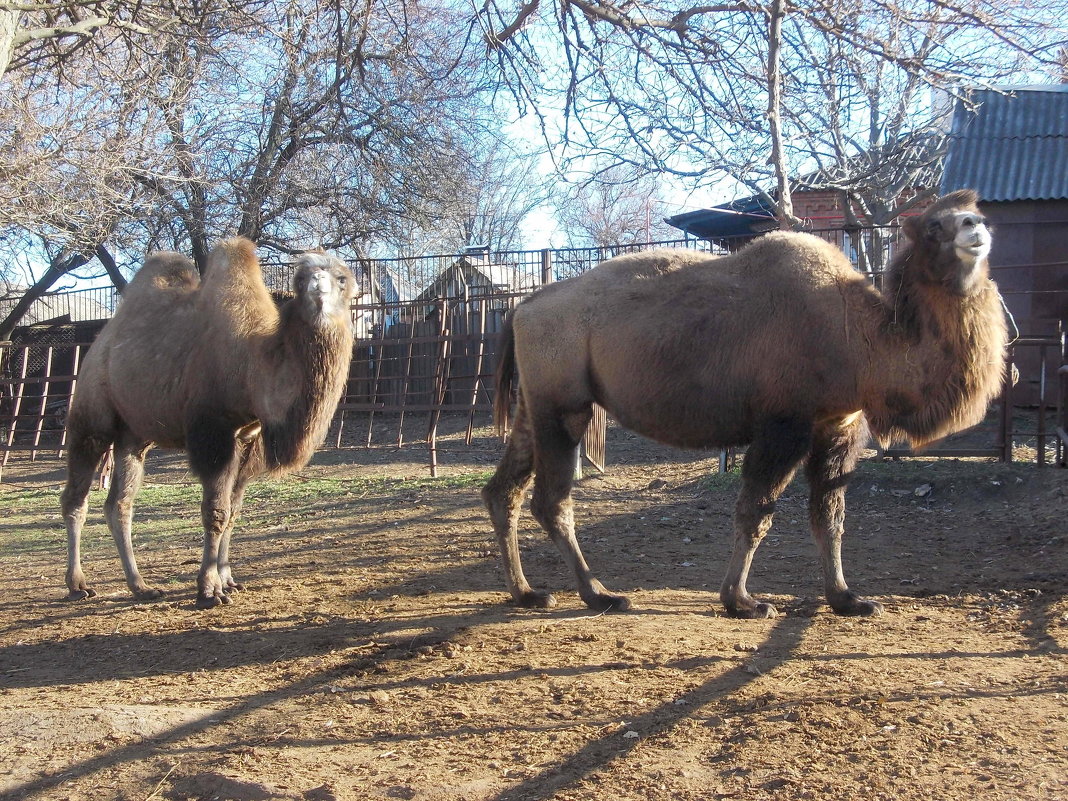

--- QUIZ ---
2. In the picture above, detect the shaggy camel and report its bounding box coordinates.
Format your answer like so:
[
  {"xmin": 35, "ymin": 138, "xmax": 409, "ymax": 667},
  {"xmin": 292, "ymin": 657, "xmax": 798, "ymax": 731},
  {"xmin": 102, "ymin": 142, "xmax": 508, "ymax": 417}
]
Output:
[
  {"xmin": 483, "ymin": 190, "xmax": 1007, "ymax": 618},
  {"xmin": 62, "ymin": 238, "xmax": 355, "ymax": 609}
]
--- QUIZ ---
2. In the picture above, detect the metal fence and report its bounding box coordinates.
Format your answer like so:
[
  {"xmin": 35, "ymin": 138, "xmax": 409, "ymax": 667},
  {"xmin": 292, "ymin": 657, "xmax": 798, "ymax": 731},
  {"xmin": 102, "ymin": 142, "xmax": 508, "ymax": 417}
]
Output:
[{"xmin": 1, "ymin": 230, "xmax": 1065, "ymax": 479}]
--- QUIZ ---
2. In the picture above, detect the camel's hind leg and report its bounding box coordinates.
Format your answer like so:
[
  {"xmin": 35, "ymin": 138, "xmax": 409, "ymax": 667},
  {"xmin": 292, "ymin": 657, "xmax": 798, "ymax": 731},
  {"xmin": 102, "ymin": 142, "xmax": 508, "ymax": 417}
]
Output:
[
  {"xmin": 104, "ymin": 435, "xmax": 161, "ymax": 601},
  {"xmin": 806, "ymin": 418, "xmax": 883, "ymax": 616},
  {"xmin": 62, "ymin": 433, "xmax": 112, "ymax": 600},
  {"xmin": 482, "ymin": 396, "xmax": 545, "ymax": 607},
  {"xmin": 529, "ymin": 406, "xmax": 629, "ymax": 612},
  {"xmin": 720, "ymin": 418, "xmax": 813, "ymax": 619}
]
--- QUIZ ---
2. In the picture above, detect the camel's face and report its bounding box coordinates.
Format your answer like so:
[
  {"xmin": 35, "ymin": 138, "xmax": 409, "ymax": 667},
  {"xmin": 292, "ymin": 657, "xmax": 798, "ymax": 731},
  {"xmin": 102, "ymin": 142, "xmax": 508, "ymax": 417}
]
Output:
[
  {"xmin": 948, "ymin": 210, "xmax": 991, "ymax": 262},
  {"xmin": 293, "ymin": 253, "xmax": 356, "ymax": 325},
  {"xmin": 921, "ymin": 206, "xmax": 990, "ymax": 296}
]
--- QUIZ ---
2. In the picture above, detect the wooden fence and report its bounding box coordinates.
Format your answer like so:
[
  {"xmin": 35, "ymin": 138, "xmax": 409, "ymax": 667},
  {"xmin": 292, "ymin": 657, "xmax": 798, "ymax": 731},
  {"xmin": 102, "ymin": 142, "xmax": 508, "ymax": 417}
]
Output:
[{"xmin": 2, "ymin": 233, "xmax": 1066, "ymax": 479}]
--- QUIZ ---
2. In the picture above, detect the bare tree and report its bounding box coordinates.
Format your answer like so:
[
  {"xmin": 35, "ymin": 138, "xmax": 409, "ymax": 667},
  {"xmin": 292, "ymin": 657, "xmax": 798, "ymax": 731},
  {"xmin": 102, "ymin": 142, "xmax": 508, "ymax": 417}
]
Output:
[
  {"xmin": 386, "ymin": 137, "xmax": 552, "ymax": 256},
  {"xmin": 0, "ymin": 1, "xmax": 201, "ymax": 80},
  {"xmin": 117, "ymin": 1, "xmax": 503, "ymax": 271},
  {"xmin": 0, "ymin": 0, "xmax": 512, "ymax": 332},
  {"xmin": 479, "ymin": 0, "xmax": 1068, "ymax": 226},
  {"xmin": 555, "ymin": 165, "xmax": 676, "ymax": 249}
]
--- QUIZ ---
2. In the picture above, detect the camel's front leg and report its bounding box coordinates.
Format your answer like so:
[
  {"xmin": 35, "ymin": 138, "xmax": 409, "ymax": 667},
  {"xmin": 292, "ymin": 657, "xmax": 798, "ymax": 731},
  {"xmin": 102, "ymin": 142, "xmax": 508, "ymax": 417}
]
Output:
[
  {"xmin": 104, "ymin": 439, "xmax": 162, "ymax": 601},
  {"xmin": 806, "ymin": 420, "xmax": 883, "ymax": 616},
  {"xmin": 197, "ymin": 482, "xmax": 235, "ymax": 609},
  {"xmin": 216, "ymin": 447, "xmax": 258, "ymax": 594},
  {"xmin": 189, "ymin": 417, "xmax": 244, "ymax": 609},
  {"xmin": 720, "ymin": 419, "xmax": 812, "ymax": 618}
]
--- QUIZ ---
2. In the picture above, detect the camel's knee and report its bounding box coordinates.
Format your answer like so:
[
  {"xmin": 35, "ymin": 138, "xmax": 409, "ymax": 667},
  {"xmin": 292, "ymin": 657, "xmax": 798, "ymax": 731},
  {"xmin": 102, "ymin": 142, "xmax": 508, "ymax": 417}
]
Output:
[
  {"xmin": 734, "ymin": 501, "xmax": 776, "ymax": 542},
  {"xmin": 61, "ymin": 492, "xmax": 89, "ymax": 524},
  {"xmin": 60, "ymin": 462, "xmax": 100, "ymax": 515},
  {"xmin": 203, "ymin": 505, "xmax": 230, "ymax": 534},
  {"xmin": 530, "ymin": 490, "xmax": 573, "ymax": 532},
  {"xmin": 482, "ymin": 475, "xmax": 527, "ymax": 517},
  {"xmin": 104, "ymin": 497, "xmax": 135, "ymax": 523}
]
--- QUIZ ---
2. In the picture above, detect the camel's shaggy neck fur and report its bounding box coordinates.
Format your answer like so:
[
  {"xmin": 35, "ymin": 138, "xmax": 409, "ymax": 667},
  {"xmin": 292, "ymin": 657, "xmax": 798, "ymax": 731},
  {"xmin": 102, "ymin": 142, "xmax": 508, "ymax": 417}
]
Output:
[
  {"xmin": 260, "ymin": 273, "xmax": 353, "ymax": 473},
  {"xmin": 197, "ymin": 240, "xmax": 354, "ymax": 475},
  {"xmin": 861, "ymin": 189, "xmax": 1008, "ymax": 447}
]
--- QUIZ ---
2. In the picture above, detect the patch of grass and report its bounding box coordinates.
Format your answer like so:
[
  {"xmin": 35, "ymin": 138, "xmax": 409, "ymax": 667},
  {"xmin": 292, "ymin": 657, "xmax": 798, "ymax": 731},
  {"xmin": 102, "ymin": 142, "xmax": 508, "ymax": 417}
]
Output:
[
  {"xmin": 244, "ymin": 470, "xmax": 492, "ymax": 503},
  {"xmin": 699, "ymin": 467, "xmax": 742, "ymax": 492},
  {"xmin": 0, "ymin": 470, "xmax": 495, "ymax": 556}
]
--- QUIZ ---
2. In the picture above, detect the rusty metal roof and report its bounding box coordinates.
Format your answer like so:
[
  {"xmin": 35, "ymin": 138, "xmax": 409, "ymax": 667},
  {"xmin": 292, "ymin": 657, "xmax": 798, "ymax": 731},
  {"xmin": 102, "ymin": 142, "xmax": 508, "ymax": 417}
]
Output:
[{"xmin": 942, "ymin": 85, "xmax": 1068, "ymax": 202}]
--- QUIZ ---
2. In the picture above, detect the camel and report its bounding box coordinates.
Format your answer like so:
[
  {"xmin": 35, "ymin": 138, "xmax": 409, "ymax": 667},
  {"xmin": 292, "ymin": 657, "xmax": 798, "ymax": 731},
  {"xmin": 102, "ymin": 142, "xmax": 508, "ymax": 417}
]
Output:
[
  {"xmin": 61, "ymin": 237, "xmax": 355, "ymax": 609},
  {"xmin": 482, "ymin": 190, "xmax": 1008, "ymax": 618}
]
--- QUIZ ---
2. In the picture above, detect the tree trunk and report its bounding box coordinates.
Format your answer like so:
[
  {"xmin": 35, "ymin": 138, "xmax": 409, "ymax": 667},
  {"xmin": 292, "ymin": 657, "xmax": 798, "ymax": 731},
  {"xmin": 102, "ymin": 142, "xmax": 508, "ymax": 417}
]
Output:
[
  {"xmin": 765, "ymin": 0, "xmax": 795, "ymax": 229},
  {"xmin": 0, "ymin": 251, "xmax": 91, "ymax": 342},
  {"xmin": 0, "ymin": 9, "xmax": 18, "ymax": 79},
  {"xmin": 96, "ymin": 244, "xmax": 127, "ymax": 293}
]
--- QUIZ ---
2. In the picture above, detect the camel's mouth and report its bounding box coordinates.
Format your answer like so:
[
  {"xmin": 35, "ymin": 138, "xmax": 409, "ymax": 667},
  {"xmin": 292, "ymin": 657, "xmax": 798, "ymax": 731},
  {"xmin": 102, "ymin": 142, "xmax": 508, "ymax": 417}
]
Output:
[
  {"xmin": 300, "ymin": 269, "xmax": 347, "ymax": 321},
  {"xmin": 307, "ymin": 271, "xmax": 333, "ymax": 296},
  {"xmin": 955, "ymin": 243, "xmax": 990, "ymax": 264},
  {"xmin": 953, "ymin": 225, "xmax": 990, "ymax": 261}
]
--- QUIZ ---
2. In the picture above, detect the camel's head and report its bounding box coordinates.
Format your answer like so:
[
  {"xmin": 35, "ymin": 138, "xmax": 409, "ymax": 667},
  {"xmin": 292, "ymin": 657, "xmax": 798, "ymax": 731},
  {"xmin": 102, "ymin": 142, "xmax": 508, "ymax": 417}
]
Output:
[
  {"xmin": 902, "ymin": 189, "xmax": 991, "ymax": 297},
  {"xmin": 292, "ymin": 251, "xmax": 356, "ymax": 327}
]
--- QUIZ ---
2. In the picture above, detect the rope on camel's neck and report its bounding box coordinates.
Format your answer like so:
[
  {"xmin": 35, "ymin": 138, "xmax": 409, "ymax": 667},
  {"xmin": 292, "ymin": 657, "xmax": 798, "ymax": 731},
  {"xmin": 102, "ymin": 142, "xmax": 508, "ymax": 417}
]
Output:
[{"xmin": 995, "ymin": 282, "xmax": 1020, "ymax": 345}]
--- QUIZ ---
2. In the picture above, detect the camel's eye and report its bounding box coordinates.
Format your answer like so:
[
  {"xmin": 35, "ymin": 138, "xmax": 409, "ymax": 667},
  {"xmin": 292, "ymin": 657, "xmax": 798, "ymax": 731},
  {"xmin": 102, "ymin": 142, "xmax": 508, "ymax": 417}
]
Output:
[{"xmin": 337, "ymin": 274, "xmax": 347, "ymax": 286}]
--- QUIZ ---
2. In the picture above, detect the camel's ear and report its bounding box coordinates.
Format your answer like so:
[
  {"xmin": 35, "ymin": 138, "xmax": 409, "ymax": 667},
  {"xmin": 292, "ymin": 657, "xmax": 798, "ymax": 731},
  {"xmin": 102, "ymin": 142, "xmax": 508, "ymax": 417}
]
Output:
[
  {"xmin": 901, "ymin": 215, "xmax": 923, "ymax": 243},
  {"xmin": 924, "ymin": 189, "xmax": 981, "ymax": 220},
  {"xmin": 941, "ymin": 188, "xmax": 980, "ymax": 210}
]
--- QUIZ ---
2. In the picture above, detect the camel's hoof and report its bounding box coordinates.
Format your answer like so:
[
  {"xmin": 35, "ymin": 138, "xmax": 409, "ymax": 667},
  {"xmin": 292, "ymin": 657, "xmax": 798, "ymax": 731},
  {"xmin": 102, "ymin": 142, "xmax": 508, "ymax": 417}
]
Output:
[
  {"xmin": 224, "ymin": 581, "xmax": 245, "ymax": 593},
  {"xmin": 832, "ymin": 597, "xmax": 884, "ymax": 617},
  {"xmin": 132, "ymin": 587, "xmax": 164, "ymax": 602},
  {"xmin": 726, "ymin": 602, "xmax": 778, "ymax": 619},
  {"xmin": 64, "ymin": 587, "xmax": 97, "ymax": 601},
  {"xmin": 515, "ymin": 590, "xmax": 557, "ymax": 609},
  {"xmin": 195, "ymin": 592, "xmax": 231, "ymax": 610},
  {"xmin": 584, "ymin": 593, "xmax": 632, "ymax": 613}
]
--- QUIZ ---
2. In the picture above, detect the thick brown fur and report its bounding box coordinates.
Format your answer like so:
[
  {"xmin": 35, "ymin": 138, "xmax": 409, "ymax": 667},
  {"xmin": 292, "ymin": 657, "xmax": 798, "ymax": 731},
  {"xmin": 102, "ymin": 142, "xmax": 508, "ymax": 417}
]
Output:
[
  {"xmin": 61, "ymin": 238, "xmax": 355, "ymax": 609},
  {"xmin": 484, "ymin": 191, "xmax": 1007, "ymax": 619}
]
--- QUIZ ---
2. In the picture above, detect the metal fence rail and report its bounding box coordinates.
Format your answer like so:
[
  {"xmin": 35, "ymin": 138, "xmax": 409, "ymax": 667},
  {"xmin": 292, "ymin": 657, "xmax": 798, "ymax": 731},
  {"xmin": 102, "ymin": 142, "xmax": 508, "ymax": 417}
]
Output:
[{"xmin": 1, "ymin": 231, "xmax": 1066, "ymax": 479}]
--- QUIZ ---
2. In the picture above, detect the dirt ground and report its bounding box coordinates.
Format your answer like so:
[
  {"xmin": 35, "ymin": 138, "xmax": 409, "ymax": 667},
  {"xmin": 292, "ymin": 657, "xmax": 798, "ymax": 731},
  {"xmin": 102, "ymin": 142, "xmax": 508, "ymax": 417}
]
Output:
[{"xmin": 0, "ymin": 417, "xmax": 1066, "ymax": 801}]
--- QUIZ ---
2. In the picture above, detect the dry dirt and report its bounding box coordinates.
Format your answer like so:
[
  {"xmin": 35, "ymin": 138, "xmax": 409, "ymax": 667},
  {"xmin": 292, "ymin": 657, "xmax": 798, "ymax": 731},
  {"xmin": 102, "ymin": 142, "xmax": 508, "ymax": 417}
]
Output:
[{"xmin": 0, "ymin": 418, "xmax": 1066, "ymax": 801}]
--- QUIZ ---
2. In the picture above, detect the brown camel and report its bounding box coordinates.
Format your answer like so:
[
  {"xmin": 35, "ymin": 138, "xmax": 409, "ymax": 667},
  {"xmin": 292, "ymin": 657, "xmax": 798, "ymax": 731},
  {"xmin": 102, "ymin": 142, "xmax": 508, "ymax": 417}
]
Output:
[
  {"xmin": 482, "ymin": 190, "xmax": 1007, "ymax": 618},
  {"xmin": 61, "ymin": 237, "xmax": 355, "ymax": 609}
]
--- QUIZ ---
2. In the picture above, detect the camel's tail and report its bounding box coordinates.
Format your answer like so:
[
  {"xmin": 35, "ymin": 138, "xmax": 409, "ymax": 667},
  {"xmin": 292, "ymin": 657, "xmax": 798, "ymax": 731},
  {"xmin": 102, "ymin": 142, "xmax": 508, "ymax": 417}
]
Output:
[{"xmin": 493, "ymin": 312, "xmax": 518, "ymax": 436}]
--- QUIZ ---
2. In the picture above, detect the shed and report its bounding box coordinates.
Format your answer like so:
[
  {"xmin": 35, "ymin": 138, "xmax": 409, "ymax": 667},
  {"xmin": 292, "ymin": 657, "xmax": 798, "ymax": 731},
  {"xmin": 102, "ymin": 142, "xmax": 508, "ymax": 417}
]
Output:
[
  {"xmin": 414, "ymin": 254, "xmax": 532, "ymax": 319},
  {"xmin": 941, "ymin": 84, "xmax": 1068, "ymax": 331},
  {"xmin": 0, "ymin": 287, "xmax": 115, "ymax": 327}
]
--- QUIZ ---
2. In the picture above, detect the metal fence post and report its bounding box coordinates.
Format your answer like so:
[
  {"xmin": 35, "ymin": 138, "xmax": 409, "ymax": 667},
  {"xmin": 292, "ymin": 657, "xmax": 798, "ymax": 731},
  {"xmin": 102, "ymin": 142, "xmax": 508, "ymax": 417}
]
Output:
[{"xmin": 541, "ymin": 249, "xmax": 553, "ymax": 285}]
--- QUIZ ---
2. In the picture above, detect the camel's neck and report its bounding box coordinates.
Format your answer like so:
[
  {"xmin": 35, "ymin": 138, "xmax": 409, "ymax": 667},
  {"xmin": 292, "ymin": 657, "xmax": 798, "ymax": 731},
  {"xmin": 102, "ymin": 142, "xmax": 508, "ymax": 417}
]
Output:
[
  {"xmin": 863, "ymin": 260, "xmax": 1007, "ymax": 448},
  {"xmin": 258, "ymin": 304, "xmax": 353, "ymax": 473}
]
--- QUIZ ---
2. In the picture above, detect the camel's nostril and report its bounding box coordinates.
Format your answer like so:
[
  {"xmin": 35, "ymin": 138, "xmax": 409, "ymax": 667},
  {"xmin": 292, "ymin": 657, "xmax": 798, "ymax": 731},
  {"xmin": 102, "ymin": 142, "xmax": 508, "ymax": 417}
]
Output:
[{"xmin": 308, "ymin": 271, "xmax": 332, "ymax": 294}]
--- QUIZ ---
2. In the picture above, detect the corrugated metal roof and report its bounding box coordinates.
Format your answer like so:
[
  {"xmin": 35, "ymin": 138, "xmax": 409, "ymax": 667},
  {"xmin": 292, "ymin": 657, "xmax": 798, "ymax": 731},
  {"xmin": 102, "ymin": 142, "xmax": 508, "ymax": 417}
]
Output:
[{"xmin": 942, "ymin": 85, "xmax": 1068, "ymax": 201}]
